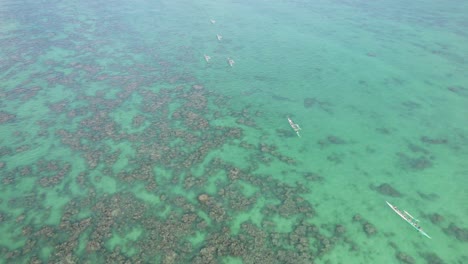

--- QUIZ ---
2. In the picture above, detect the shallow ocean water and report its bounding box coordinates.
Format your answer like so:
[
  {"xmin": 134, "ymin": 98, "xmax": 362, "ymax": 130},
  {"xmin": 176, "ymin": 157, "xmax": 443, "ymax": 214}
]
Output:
[{"xmin": 1, "ymin": 0, "xmax": 467, "ymax": 263}]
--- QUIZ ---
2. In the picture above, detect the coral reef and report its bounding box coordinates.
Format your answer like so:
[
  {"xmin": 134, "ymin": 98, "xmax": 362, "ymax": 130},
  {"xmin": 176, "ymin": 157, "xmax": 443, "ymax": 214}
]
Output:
[
  {"xmin": 197, "ymin": 193, "xmax": 210, "ymax": 204},
  {"xmin": 352, "ymin": 214, "xmax": 377, "ymax": 237},
  {"xmin": 362, "ymin": 221, "xmax": 377, "ymax": 236},
  {"xmin": 428, "ymin": 213, "xmax": 444, "ymax": 224},
  {"xmin": 443, "ymin": 223, "xmax": 468, "ymax": 242},
  {"xmin": 397, "ymin": 152, "xmax": 433, "ymax": 171},
  {"xmin": 334, "ymin": 224, "xmax": 346, "ymax": 237},
  {"xmin": 318, "ymin": 135, "xmax": 347, "ymax": 148},
  {"xmin": 420, "ymin": 136, "xmax": 448, "ymax": 145},
  {"xmin": 0, "ymin": 111, "xmax": 16, "ymax": 123},
  {"xmin": 303, "ymin": 97, "xmax": 333, "ymax": 113},
  {"xmin": 447, "ymin": 85, "xmax": 468, "ymax": 97},
  {"xmin": 419, "ymin": 252, "xmax": 445, "ymax": 264},
  {"xmin": 396, "ymin": 252, "xmax": 415, "ymax": 264},
  {"xmin": 3, "ymin": 5, "xmax": 456, "ymax": 263},
  {"xmin": 37, "ymin": 160, "xmax": 72, "ymax": 187},
  {"xmin": 302, "ymin": 172, "xmax": 324, "ymax": 182},
  {"xmin": 417, "ymin": 191, "xmax": 439, "ymax": 201},
  {"xmin": 370, "ymin": 183, "xmax": 402, "ymax": 197}
]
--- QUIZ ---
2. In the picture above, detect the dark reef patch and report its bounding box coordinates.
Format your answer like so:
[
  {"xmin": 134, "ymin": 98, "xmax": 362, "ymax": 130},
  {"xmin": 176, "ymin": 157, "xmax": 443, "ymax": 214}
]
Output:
[
  {"xmin": 302, "ymin": 172, "xmax": 324, "ymax": 182},
  {"xmin": 396, "ymin": 251, "xmax": 416, "ymax": 264},
  {"xmin": 447, "ymin": 85, "xmax": 468, "ymax": 97},
  {"xmin": 362, "ymin": 221, "xmax": 377, "ymax": 236},
  {"xmin": 303, "ymin": 97, "xmax": 333, "ymax": 113},
  {"xmin": 417, "ymin": 191, "xmax": 439, "ymax": 201},
  {"xmin": 276, "ymin": 128, "xmax": 297, "ymax": 138},
  {"xmin": 375, "ymin": 127, "xmax": 392, "ymax": 135},
  {"xmin": 370, "ymin": 183, "xmax": 402, "ymax": 197},
  {"xmin": 327, "ymin": 153, "xmax": 344, "ymax": 164},
  {"xmin": 407, "ymin": 143, "xmax": 430, "ymax": 154},
  {"xmin": 318, "ymin": 135, "xmax": 347, "ymax": 148},
  {"xmin": 419, "ymin": 252, "xmax": 445, "ymax": 264},
  {"xmin": 0, "ymin": 111, "xmax": 16, "ymax": 123},
  {"xmin": 397, "ymin": 152, "xmax": 433, "ymax": 171},
  {"xmin": 428, "ymin": 213, "xmax": 444, "ymax": 225},
  {"xmin": 352, "ymin": 214, "xmax": 377, "ymax": 237},
  {"xmin": 401, "ymin": 100, "xmax": 421, "ymax": 110},
  {"xmin": 443, "ymin": 223, "xmax": 468, "ymax": 242},
  {"xmin": 420, "ymin": 136, "xmax": 448, "ymax": 145}
]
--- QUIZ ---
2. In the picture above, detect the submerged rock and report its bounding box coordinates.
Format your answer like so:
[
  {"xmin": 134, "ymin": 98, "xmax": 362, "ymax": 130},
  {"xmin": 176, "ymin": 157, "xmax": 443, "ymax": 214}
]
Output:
[
  {"xmin": 0, "ymin": 111, "xmax": 16, "ymax": 123},
  {"xmin": 396, "ymin": 252, "xmax": 415, "ymax": 264},
  {"xmin": 197, "ymin": 194, "xmax": 210, "ymax": 204},
  {"xmin": 363, "ymin": 221, "xmax": 377, "ymax": 236},
  {"xmin": 428, "ymin": 213, "xmax": 444, "ymax": 225},
  {"xmin": 420, "ymin": 136, "xmax": 448, "ymax": 145},
  {"xmin": 303, "ymin": 97, "xmax": 318, "ymax": 108},
  {"xmin": 420, "ymin": 252, "xmax": 445, "ymax": 264},
  {"xmin": 352, "ymin": 214, "xmax": 362, "ymax": 222},
  {"xmin": 443, "ymin": 223, "xmax": 468, "ymax": 242},
  {"xmin": 370, "ymin": 183, "xmax": 402, "ymax": 197},
  {"xmin": 397, "ymin": 153, "xmax": 433, "ymax": 171},
  {"xmin": 334, "ymin": 224, "xmax": 346, "ymax": 236}
]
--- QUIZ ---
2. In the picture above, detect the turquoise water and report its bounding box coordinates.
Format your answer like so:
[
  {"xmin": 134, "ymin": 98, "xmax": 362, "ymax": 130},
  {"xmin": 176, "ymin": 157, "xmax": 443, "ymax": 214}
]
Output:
[{"xmin": 1, "ymin": 0, "xmax": 467, "ymax": 263}]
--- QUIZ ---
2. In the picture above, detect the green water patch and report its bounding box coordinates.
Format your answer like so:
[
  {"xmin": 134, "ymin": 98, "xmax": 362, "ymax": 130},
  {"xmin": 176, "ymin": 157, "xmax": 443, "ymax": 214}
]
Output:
[
  {"xmin": 187, "ymin": 231, "xmax": 205, "ymax": 248},
  {"xmin": 75, "ymin": 208, "xmax": 93, "ymax": 222},
  {"xmin": 230, "ymin": 210, "xmax": 263, "ymax": 235},
  {"xmin": 4, "ymin": 143, "xmax": 54, "ymax": 171},
  {"xmin": 76, "ymin": 231, "xmax": 90, "ymax": 257},
  {"xmin": 90, "ymin": 173, "xmax": 118, "ymax": 195},
  {"xmin": 204, "ymin": 170, "xmax": 228, "ymax": 194},
  {"xmin": 221, "ymin": 256, "xmax": 243, "ymax": 264},
  {"xmin": 0, "ymin": 0, "xmax": 467, "ymax": 263},
  {"xmin": 253, "ymin": 161, "xmax": 301, "ymax": 186},
  {"xmin": 195, "ymin": 210, "xmax": 211, "ymax": 226},
  {"xmin": 152, "ymin": 166, "xmax": 173, "ymax": 184},
  {"xmin": 157, "ymin": 203, "xmax": 173, "ymax": 219},
  {"xmin": 3, "ymin": 176, "xmax": 38, "ymax": 202},
  {"xmin": 0, "ymin": 21, "xmax": 18, "ymax": 33},
  {"xmin": 236, "ymin": 180, "xmax": 259, "ymax": 198},
  {"xmin": 67, "ymin": 172, "xmax": 91, "ymax": 197},
  {"xmin": 78, "ymin": 80, "xmax": 109, "ymax": 98},
  {"xmin": 209, "ymin": 115, "xmax": 238, "ymax": 127},
  {"xmin": 109, "ymin": 101, "xmax": 148, "ymax": 134},
  {"xmin": 267, "ymin": 214, "xmax": 299, "ymax": 234},
  {"xmin": 104, "ymin": 139, "xmax": 137, "ymax": 174},
  {"xmin": 40, "ymin": 189, "xmax": 71, "ymax": 226},
  {"xmin": 42, "ymin": 46, "xmax": 76, "ymax": 63},
  {"xmin": 0, "ymin": 221, "xmax": 26, "ymax": 249},
  {"xmin": 167, "ymin": 98, "xmax": 184, "ymax": 120},
  {"xmin": 0, "ymin": 118, "xmax": 48, "ymax": 160},
  {"xmin": 203, "ymin": 144, "xmax": 252, "ymax": 170},
  {"xmin": 188, "ymin": 162, "xmax": 207, "ymax": 178},
  {"xmin": 39, "ymin": 246, "xmax": 54, "ymax": 262},
  {"xmin": 132, "ymin": 185, "xmax": 160, "ymax": 204},
  {"xmin": 106, "ymin": 227, "xmax": 143, "ymax": 256},
  {"xmin": 230, "ymin": 196, "xmax": 268, "ymax": 235}
]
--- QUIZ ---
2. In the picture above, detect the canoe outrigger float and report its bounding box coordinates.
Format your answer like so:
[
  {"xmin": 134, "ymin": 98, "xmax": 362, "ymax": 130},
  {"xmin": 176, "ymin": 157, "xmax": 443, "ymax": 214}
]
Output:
[
  {"xmin": 287, "ymin": 117, "xmax": 301, "ymax": 137},
  {"xmin": 386, "ymin": 201, "xmax": 431, "ymax": 239}
]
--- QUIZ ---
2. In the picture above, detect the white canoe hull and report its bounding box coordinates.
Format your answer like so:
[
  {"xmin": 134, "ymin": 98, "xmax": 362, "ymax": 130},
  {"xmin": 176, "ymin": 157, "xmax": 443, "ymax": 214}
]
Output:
[{"xmin": 386, "ymin": 201, "xmax": 431, "ymax": 239}]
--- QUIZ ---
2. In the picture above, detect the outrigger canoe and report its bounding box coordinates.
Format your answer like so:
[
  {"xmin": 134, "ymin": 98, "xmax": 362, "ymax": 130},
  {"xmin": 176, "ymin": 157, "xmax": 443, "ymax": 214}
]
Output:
[
  {"xmin": 287, "ymin": 117, "xmax": 301, "ymax": 137},
  {"xmin": 386, "ymin": 201, "xmax": 431, "ymax": 239}
]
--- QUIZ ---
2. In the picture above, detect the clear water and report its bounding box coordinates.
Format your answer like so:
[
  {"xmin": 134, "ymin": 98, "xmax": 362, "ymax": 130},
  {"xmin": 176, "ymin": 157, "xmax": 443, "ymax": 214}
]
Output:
[{"xmin": 1, "ymin": 0, "xmax": 467, "ymax": 263}]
